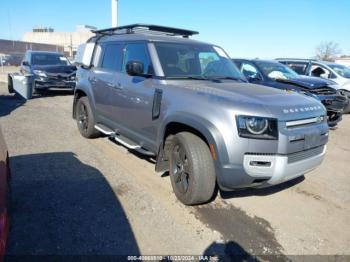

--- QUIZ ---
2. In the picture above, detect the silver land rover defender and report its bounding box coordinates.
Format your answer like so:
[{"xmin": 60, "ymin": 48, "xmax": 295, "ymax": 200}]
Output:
[{"xmin": 73, "ymin": 24, "xmax": 328, "ymax": 205}]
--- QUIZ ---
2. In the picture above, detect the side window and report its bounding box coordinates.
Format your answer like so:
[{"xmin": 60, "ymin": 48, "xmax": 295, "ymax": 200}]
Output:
[
  {"xmin": 241, "ymin": 62, "xmax": 259, "ymax": 79},
  {"xmin": 123, "ymin": 43, "xmax": 152, "ymax": 74},
  {"xmin": 100, "ymin": 43, "xmax": 123, "ymax": 71},
  {"xmin": 311, "ymin": 64, "xmax": 331, "ymax": 79},
  {"xmin": 92, "ymin": 44, "xmax": 103, "ymax": 68},
  {"xmin": 199, "ymin": 52, "xmax": 220, "ymax": 72},
  {"xmin": 24, "ymin": 53, "xmax": 30, "ymax": 64},
  {"xmin": 286, "ymin": 62, "xmax": 308, "ymax": 75}
]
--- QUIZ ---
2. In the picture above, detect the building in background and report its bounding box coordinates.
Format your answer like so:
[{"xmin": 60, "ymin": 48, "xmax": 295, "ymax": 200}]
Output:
[
  {"xmin": 0, "ymin": 39, "xmax": 65, "ymax": 66},
  {"xmin": 335, "ymin": 57, "xmax": 350, "ymax": 67},
  {"xmin": 22, "ymin": 25, "xmax": 96, "ymax": 58}
]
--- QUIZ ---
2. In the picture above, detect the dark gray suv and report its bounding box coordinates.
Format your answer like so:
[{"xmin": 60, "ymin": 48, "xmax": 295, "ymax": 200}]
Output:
[{"xmin": 73, "ymin": 24, "xmax": 329, "ymax": 205}]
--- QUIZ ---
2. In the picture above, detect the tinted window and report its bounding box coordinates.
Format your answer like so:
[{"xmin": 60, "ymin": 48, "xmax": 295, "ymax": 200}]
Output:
[
  {"xmin": 92, "ymin": 44, "xmax": 103, "ymax": 67},
  {"xmin": 241, "ymin": 62, "xmax": 259, "ymax": 78},
  {"xmin": 31, "ymin": 53, "xmax": 70, "ymax": 66},
  {"xmin": 310, "ymin": 64, "xmax": 332, "ymax": 79},
  {"xmin": 328, "ymin": 64, "xmax": 350, "ymax": 78},
  {"xmin": 101, "ymin": 43, "xmax": 123, "ymax": 71},
  {"xmin": 123, "ymin": 43, "xmax": 152, "ymax": 74},
  {"xmin": 286, "ymin": 62, "xmax": 308, "ymax": 75},
  {"xmin": 154, "ymin": 43, "xmax": 244, "ymax": 80},
  {"xmin": 256, "ymin": 61, "xmax": 299, "ymax": 80}
]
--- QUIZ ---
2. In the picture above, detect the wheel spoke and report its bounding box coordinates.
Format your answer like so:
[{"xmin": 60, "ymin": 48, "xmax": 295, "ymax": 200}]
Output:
[
  {"xmin": 78, "ymin": 103, "xmax": 89, "ymax": 131},
  {"xmin": 183, "ymin": 161, "xmax": 191, "ymax": 174},
  {"xmin": 181, "ymin": 173, "xmax": 189, "ymax": 192},
  {"xmin": 171, "ymin": 143, "xmax": 191, "ymax": 194},
  {"xmin": 179, "ymin": 147, "xmax": 187, "ymax": 162},
  {"xmin": 174, "ymin": 147, "xmax": 182, "ymax": 166},
  {"xmin": 173, "ymin": 170, "xmax": 182, "ymax": 183}
]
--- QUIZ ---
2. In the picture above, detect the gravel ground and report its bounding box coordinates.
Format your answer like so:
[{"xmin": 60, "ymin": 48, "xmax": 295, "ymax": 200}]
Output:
[{"xmin": 0, "ymin": 82, "xmax": 349, "ymax": 259}]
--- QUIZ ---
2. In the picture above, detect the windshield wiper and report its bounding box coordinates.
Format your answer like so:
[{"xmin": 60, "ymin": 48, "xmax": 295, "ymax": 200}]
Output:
[
  {"xmin": 207, "ymin": 76, "xmax": 246, "ymax": 82},
  {"xmin": 165, "ymin": 76, "xmax": 208, "ymax": 80}
]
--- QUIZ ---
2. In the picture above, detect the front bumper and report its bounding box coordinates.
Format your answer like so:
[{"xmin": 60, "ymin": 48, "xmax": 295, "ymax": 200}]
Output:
[
  {"xmin": 320, "ymin": 95, "xmax": 347, "ymax": 126},
  {"xmin": 321, "ymin": 95, "xmax": 347, "ymax": 113},
  {"xmin": 35, "ymin": 79, "xmax": 75, "ymax": 89},
  {"xmin": 243, "ymin": 146, "xmax": 326, "ymax": 185},
  {"xmin": 216, "ymin": 116, "xmax": 329, "ymax": 191}
]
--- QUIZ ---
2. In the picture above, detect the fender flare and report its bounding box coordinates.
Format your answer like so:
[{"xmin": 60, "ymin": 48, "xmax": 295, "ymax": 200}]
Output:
[
  {"xmin": 72, "ymin": 87, "xmax": 96, "ymax": 119},
  {"xmin": 157, "ymin": 113, "xmax": 230, "ymax": 181}
]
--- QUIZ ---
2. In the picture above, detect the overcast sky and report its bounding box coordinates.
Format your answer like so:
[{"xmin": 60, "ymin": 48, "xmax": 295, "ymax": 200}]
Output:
[{"xmin": 0, "ymin": 0, "xmax": 349, "ymax": 58}]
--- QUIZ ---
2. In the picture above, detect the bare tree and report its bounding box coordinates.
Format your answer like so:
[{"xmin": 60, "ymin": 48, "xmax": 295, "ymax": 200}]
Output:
[{"xmin": 315, "ymin": 41, "xmax": 341, "ymax": 61}]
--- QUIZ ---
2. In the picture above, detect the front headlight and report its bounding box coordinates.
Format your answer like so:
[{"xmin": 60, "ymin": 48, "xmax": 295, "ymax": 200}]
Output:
[
  {"xmin": 236, "ymin": 116, "xmax": 278, "ymax": 140},
  {"xmin": 33, "ymin": 70, "xmax": 47, "ymax": 78},
  {"xmin": 328, "ymin": 84, "xmax": 341, "ymax": 90}
]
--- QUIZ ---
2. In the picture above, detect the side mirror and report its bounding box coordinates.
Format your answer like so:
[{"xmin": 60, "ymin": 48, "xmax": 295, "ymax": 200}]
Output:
[
  {"xmin": 247, "ymin": 74, "xmax": 261, "ymax": 82},
  {"xmin": 126, "ymin": 61, "xmax": 144, "ymax": 76},
  {"xmin": 22, "ymin": 61, "xmax": 29, "ymax": 66}
]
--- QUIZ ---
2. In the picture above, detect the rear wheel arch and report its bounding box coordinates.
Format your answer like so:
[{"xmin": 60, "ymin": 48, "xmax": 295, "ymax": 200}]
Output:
[
  {"xmin": 73, "ymin": 89, "xmax": 87, "ymax": 119},
  {"xmin": 8, "ymin": 75, "xmax": 14, "ymax": 94}
]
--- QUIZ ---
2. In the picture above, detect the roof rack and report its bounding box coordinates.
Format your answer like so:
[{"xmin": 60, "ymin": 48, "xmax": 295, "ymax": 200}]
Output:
[
  {"xmin": 92, "ymin": 24, "xmax": 199, "ymax": 38},
  {"xmin": 276, "ymin": 58, "xmax": 318, "ymax": 62}
]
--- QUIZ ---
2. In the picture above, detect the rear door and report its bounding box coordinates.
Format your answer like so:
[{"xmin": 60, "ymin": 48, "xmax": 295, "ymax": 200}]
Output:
[{"xmin": 89, "ymin": 42, "xmax": 124, "ymax": 125}]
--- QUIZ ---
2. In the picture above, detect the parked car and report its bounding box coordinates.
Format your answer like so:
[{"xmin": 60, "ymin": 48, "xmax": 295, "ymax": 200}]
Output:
[
  {"xmin": 0, "ymin": 126, "xmax": 10, "ymax": 257},
  {"xmin": 20, "ymin": 51, "xmax": 77, "ymax": 92},
  {"xmin": 3, "ymin": 54, "xmax": 23, "ymax": 66},
  {"xmin": 233, "ymin": 59, "xmax": 348, "ymax": 127},
  {"xmin": 277, "ymin": 59, "xmax": 350, "ymax": 112},
  {"xmin": 74, "ymin": 24, "xmax": 329, "ymax": 205}
]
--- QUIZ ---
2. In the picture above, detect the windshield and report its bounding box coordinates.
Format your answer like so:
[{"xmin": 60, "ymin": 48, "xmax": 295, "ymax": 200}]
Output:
[
  {"xmin": 31, "ymin": 53, "xmax": 70, "ymax": 66},
  {"xmin": 154, "ymin": 43, "xmax": 244, "ymax": 81},
  {"xmin": 328, "ymin": 64, "xmax": 350, "ymax": 78},
  {"xmin": 256, "ymin": 61, "xmax": 299, "ymax": 80}
]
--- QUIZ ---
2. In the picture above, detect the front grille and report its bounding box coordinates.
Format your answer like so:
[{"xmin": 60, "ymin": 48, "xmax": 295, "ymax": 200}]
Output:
[
  {"xmin": 288, "ymin": 146, "xmax": 324, "ymax": 164},
  {"xmin": 286, "ymin": 116, "xmax": 324, "ymax": 128},
  {"xmin": 309, "ymin": 87, "xmax": 336, "ymax": 95},
  {"xmin": 46, "ymin": 73, "xmax": 71, "ymax": 81}
]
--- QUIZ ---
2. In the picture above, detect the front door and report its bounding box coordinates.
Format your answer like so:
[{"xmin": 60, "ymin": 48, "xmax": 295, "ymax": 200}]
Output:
[{"xmin": 117, "ymin": 42, "xmax": 158, "ymax": 149}]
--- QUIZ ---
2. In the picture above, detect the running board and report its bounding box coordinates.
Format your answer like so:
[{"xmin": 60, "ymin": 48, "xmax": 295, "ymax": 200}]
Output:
[
  {"xmin": 95, "ymin": 124, "xmax": 115, "ymax": 136},
  {"xmin": 95, "ymin": 124, "xmax": 155, "ymax": 157},
  {"xmin": 113, "ymin": 135, "xmax": 141, "ymax": 150}
]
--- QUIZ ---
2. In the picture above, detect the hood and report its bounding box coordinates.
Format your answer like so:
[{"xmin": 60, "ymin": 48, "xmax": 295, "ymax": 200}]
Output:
[
  {"xmin": 168, "ymin": 80, "xmax": 326, "ymax": 120},
  {"xmin": 275, "ymin": 76, "xmax": 336, "ymax": 90},
  {"xmin": 32, "ymin": 65, "xmax": 77, "ymax": 75}
]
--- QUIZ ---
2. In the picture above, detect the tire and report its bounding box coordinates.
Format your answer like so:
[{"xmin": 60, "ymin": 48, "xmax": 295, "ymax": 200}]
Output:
[
  {"xmin": 76, "ymin": 96, "xmax": 100, "ymax": 138},
  {"xmin": 8, "ymin": 76, "xmax": 14, "ymax": 94},
  {"xmin": 168, "ymin": 132, "xmax": 216, "ymax": 205},
  {"xmin": 343, "ymin": 102, "xmax": 350, "ymax": 114}
]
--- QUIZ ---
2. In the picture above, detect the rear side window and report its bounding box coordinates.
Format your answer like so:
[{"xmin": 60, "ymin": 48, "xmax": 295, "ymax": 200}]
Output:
[
  {"xmin": 100, "ymin": 43, "xmax": 123, "ymax": 71},
  {"xmin": 286, "ymin": 62, "xmax": 308, "ymax": 75},
  {"xmin": 123, "ymin": 43, "xmax": 152, "ymax": 74},
  {"xmin": 92, "ymin": 44, "xmax": 103, "ymax": 67}
]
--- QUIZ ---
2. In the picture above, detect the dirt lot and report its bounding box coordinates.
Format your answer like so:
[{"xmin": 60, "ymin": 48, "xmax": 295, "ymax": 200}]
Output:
[
  {"xmin": 0, "ymin": 66, "xmax": 19, "ymax": 83},
  {"xmin": 0, "ymin": 81, "xmax": 349, "ymax": 258}
]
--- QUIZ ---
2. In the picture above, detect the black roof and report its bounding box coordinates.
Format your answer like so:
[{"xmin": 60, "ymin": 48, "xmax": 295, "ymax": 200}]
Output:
[
  {"xmin": 92, "ymin": 23, "xmax": 199, "ymax": 38},
  {"xmin": 26, "ymin": 50, "xmax": 64, "ymax": 55}
]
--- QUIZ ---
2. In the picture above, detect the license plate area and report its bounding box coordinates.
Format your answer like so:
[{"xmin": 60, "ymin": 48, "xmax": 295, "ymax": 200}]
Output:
[{"xmin": 304, "ymin": 133, "xmax": 321, "ymax": 150}]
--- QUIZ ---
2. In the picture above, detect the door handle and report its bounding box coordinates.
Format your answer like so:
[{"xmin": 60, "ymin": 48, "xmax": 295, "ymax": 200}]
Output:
[
  {"xmin": 108, "ymin": 82, "xmax": 123, "ymax": 90},
  {"xmin": 89, "ymin": 76, "xmax": 97, "ymax": 83}
]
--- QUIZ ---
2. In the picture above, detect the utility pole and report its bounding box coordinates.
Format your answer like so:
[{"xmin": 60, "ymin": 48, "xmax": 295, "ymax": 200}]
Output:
[{"xmin": 111, "ymin": 0, "xmax": 118, "ymax": 27}]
